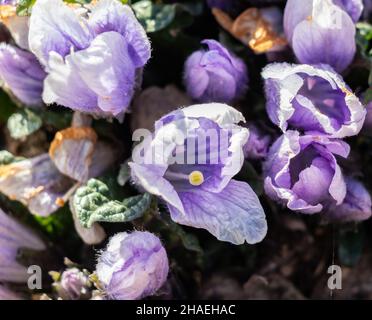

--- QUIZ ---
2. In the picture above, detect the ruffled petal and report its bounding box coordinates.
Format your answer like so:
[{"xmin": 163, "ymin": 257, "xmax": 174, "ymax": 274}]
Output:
[
  {"xmin": 168, "ymin": 180, "xmax": 267, "ymax": 245},
  {"xmin": 88, "ymin": 0, "xmax": 151, "ymax": 68},
  {"xmin": 28, "ymin": 0, "xmax": 92, "ymax": 66}
]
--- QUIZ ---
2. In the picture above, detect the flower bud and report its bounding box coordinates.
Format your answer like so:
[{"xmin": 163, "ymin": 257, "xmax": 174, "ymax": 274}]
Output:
[
  {"xmin": 96, "ymin": 231, "xmax": 169, "ymax": 300},
  {"xmin": 184, "ymin": 39, "xmax": 248, "ymax": 104}
]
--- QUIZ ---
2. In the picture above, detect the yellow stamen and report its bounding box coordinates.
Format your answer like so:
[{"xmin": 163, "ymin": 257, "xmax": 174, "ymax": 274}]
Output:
[
  {"xmin": 341, "ymin": 86, "xmax": 353, "ymax": 97},
  {"xmin": 188, "ymin": 171, "xmax": 204, "ymax": 186}
]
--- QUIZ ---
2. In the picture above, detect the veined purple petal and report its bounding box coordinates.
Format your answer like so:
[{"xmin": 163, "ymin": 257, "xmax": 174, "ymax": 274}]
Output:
[
  {"xmin": 28, "ymin": 0, "xmax": 93, "ymax": 66},
  {"xmin": 88, "ymin": 0, "xmax": 151, "ymax": 68},
  {"xmin": 0, "ymin": 208, "xmax": 45, "ymax": 283},
  {"xmin": 168, "ymin": 180, "xmax": 267, "ymax": 245},
  {"xmin": 0, "ymin": 44, "xmax": 46, "ymax": 106},
  {"xmin": 284, "ymin": 0, "xmax": 356, "ymax": 72},
  {"xmin": 43, "ymin": 32, "xmax": 136, "ymax": 117}
]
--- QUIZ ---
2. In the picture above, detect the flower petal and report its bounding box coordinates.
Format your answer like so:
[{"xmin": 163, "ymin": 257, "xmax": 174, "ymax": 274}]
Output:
[
  {"xmin": 168, "ymin": 179, "xmax": 267, "ymax": 245},
  {"xmin": 88, "ymin": 0, "xmax": 151, "ymax": 68},
  {"xmin": 28, "ymin": 0, "xmax": 92, "ymax": 66}
]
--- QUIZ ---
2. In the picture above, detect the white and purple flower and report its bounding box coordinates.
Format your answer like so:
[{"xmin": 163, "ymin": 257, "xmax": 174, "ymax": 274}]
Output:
[
  {"xmin": 129, "ymin": 103, "xmax": 267, "ymax": 245},
  {"xmin": 96, "ymin": 231, "xmax": 169, "ymax": 300},
  {"xmin": 28, "ymin": 0, "xmax": 151, "ymax": 118},
  {"xmin": 184, "ymin": 40, "xmax": 248, "ymax": 104},
  {"xmin": 262, "ymin": 63, "xmax": 366, "ymax": 138},
  {"xmin": 264, "ymin": 130, "xmax": 349, "ymax": 214}
]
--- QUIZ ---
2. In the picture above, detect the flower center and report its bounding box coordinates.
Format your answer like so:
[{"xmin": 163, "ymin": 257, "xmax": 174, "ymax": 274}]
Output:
[{"xmin": 188, "ymin": 171, "xmax": 204, "ymax": 186}]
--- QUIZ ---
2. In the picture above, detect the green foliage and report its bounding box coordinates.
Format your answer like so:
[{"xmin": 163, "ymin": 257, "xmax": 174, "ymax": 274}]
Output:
[
  {"xmin": 132, "ymin": 0, "xmax": 202, "ymax": 33},
  {"xmin": 132, "ymin": 0, "xmax": 177, "ymax": 33},
  {"xmin": 356, "ymin": 22, "xmax": 372, "ymax": 86},
  {"xmin": 7, "ymin": 108, "xmax": 42, "ymax": 139},
  {"xmin": 33, "ymin": 206, "xmax": 74, "ymax": 238},
  {"xmin": 0, "ymin": 89, "xmax": 17, "ymax": 124},
  {"xmin": 16, "ymin": 0, "xmax": 36, "ymax": 16},
  {"xmin": 73, "ymin": 178, "xmax": 152, "ymax": 228}
]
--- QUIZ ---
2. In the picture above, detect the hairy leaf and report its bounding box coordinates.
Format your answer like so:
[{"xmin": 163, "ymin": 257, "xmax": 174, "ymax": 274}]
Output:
[
  {"xmin": 7, "ymin": 109, "xmax": 42, "ymax": 139},
  {"xmin": 73, "ymin": 178, "xmax": 152, "ymax": 228}
]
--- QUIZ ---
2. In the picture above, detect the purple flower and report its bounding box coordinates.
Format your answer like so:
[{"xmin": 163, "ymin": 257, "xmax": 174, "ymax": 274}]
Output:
[
  {"xmin": 0, "ymin": 44, "xmax": 46, "ymax": 106},
  {"xmin": 184, "ymin": 40, "xmax": 248, "ymax": 104},
  {"xmin": 28, "ymin": 0, "xmax": 151, "ymax": 118},
  {"xmin": 284, "ymin": 0, "xmax": 357, "ymax": 72},
  {"xmin": 96, "ymin": 231, "xmax": 169, "ymax": 300},
  {"xmin": 262, "ymin": 63, "xmax": 366, "ymax": 138},
  {"xmin": 0, "ymin": 284, "xmax": 22, "ymax": 300},
  {"xmin": 0, "ymin": 208, "xmax": 45, "ymax": 283},
  {"xmin": 57, "ymin": 268, "xmax": 91, "ymax": 300},
  {"xmin": 129, "ymin": 103, "xmax": 267, "ymax": 245},
  {"xmin": 243, "ymin": 124, "xmax": 271, "ymax": 160},
  {"xmin": 325, "ymin": 177, "xmax": 372, "ymax": 222},
  {"xmin": 264, "ymin": 130, "xmax": 349, "ymax": 214}
]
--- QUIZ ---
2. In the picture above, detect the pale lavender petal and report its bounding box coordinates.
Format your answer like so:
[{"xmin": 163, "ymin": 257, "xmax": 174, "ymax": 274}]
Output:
[
  {"xmin": 88, "ymin": 0, "xmax": 151, "ymax": 68},
  {"xmin": 325, "ymin": 177, "xmax": 372, "ymax": 222},
  {"xmin": 168, "ymin": 180, "xmax": 267, "ymax": 245},
  {"xmin": 28, "ymin": 0, "xmax": 92, "ymax": 66},
  {"xmin": 96, "ymin": 231, "xmax": 169, "ymax": 300},
  {"xmin": 0, "ymin": 44, "xmax": 46, "ymax": 106}
]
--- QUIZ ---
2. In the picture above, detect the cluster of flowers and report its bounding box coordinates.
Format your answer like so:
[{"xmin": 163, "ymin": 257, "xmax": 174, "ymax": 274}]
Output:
[{"xmin": 0, "ymin": 0, "xmax": 371, "ymax": 300}]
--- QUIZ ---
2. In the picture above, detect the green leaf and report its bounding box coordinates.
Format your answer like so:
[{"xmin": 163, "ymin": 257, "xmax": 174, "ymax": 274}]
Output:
[
  {"xmin": 0, "ymin": 89, "xmax": 17, "ymax": 123},
  {"xmin": 39, "ymin": 109, "xmax": 72, "ymax": 130},
  {"xmin": 73, "ymin": 178, "xmax": 152, "ymax": 228},
  {"xmin": 338, "ymin": 225, "xmax": 365, "ymax": 267},
  {"xmin": 133, "ymin": 0, "xmax": 176, "ymax": 33},
  {"xmin": 0, "ymin": 150, "xmax": 24, "ymax": 165},
  {"xmin": 16, "ymin": 0, "xmax": 36, "ymax": 16},
  {"xmin": 364, "ymin": 88, "xmax": 372, "ymax": 104},
  {"xmin": 7, "ymin": 108, "xmax": 42, "ymax": 139}
]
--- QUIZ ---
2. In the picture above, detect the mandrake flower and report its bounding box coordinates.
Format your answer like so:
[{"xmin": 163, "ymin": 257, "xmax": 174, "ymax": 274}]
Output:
[
  {"xmin": 262, "ymin": 63, "xmax": 366, "ymax": 138},
  {"xmin": 96, "ymin": 231, "xmax": 169, "ymax": 300},
  {"xmin": 129, "ymin": 103, "xmax": 267, "ymax": 245},
  {"xmin": 263, "ymin": 130, "xmax": 350, "ymax": 214},
  {"xmin": 184, "ymin": 40, "xmax": 248, "ymax": 104},
  {"xmin": 28, "ymin": 0, "xmax": 151, "ymax": 118}
]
